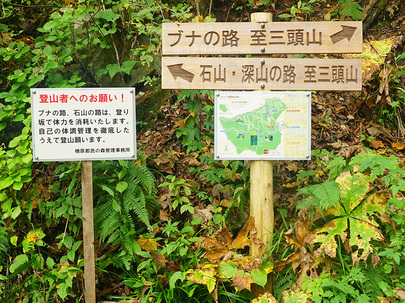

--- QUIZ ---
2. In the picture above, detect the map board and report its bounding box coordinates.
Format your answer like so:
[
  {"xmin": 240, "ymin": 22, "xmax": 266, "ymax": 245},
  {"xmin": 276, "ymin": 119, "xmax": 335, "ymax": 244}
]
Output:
[
  {"xmin": 31, "ymin": 88, "xmax": 136, "ymax": 162},
  {"xmin": 162, "ymin": 21, "xmax": 362, "ymax": 55},
  {"xmin": 214, "ymin": 91, "xmax": 311, "ymax": 160}
]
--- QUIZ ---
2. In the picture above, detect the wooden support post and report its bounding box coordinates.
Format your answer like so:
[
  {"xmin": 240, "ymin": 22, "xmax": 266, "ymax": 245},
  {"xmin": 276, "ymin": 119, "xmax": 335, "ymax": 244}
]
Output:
[
  {"xmin": 250, "ymin": 11, "xmax": 274, "ymax": 295},
  {"xmin": 250, "ymin": 160, "xmax": 274, "ymax": 257},
  {"xmin": 81, "ymin": 161, "xmax": 96, "ymax": 303}
]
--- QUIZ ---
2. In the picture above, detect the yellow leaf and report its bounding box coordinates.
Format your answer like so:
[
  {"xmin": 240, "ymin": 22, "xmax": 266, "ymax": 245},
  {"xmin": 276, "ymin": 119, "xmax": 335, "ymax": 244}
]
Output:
[
  {"xmin": 231, "ymin": 272, "xmax": 254, "ymax": 291},
  {"xmin": 369, "ymin": 139, "xmax": 384, "ymax": 149},
  {"xmin": 230, "ymin": 217, "xmax": 254, "ymax": 249},
  {"xmin": 392, "ymin": 142, "xmax": 405, "ymax": 151},
  {"xmin": 187, "ymin": 267, "xmax": 217, "ymax": 293},
  {"xmin": 137, "ymin": 236, "xmax": 159, "ymax": 251}
]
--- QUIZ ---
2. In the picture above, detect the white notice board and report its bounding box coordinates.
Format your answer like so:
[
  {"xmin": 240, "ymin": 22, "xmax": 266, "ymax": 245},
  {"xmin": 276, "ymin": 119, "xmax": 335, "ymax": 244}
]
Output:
[
  {"xmin": 31, "ymin": 88, "xmax": 136, "ymax": 162},
  {"xmin": 215, "ymin": 91, "xmax": 311, "ymax": 161}
]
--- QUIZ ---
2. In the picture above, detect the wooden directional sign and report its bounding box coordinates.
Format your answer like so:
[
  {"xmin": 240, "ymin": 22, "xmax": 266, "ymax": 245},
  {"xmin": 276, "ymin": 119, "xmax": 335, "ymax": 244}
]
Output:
[
  {"xmin": 162, "ymin": 57, "xmax": 362, "ymax": 91},
  {"xmin": 162, "ymin": 21, "xmax": 362, "ymax": 55}
]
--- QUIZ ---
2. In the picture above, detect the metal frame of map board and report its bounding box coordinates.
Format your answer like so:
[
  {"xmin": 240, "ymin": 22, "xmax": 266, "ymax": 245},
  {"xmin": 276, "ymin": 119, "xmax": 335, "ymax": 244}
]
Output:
[
  {"xmin": 214, "ymin": 91, "xmax": 311, "ymax": 161},
  {"xmin": 31, "ymin": 87, "xmax": 137, "ymax": 162}
]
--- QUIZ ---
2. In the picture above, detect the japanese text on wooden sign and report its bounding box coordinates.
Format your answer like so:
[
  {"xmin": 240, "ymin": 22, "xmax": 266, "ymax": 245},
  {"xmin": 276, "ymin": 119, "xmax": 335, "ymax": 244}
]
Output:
[
  {"xmin": 162, "ymin": 57, "xmax": 362, "ymax": 91},
  {"xmin": 162, "ymin": 21, "xmax": 362, "ymax": 55},
  {"xmin": 31, "ymin": 88, "xmax": 136, "ymax": 162}
]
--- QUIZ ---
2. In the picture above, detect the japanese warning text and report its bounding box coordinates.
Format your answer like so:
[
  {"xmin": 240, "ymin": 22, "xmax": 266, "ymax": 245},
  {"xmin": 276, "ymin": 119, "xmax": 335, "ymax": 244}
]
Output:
[{"xmin": 31, "ymin": 88, "xmax": 136, "ymax": 162}]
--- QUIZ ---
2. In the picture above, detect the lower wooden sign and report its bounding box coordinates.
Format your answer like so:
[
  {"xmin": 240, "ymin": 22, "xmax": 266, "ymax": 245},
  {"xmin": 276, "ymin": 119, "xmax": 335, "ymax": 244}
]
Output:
[{"xmin": 162, "ymin": 57, "xmax": 362, "ymax": 91}]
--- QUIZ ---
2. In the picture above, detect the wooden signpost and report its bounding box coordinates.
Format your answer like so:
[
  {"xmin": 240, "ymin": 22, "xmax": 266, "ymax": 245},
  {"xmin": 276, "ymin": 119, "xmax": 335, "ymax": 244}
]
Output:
[{"xmin": 162, "ymin": 14, "xmax": 363, "ymax": 296}]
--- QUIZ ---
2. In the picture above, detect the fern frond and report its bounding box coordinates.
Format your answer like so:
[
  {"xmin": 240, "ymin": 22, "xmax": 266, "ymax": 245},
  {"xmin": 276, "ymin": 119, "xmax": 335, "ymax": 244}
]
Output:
[
  {"xmin": 9, "ymin": 254, "xmax": 31, "ymax": 279},
  {"xmin": 128, "ymin": 162, "xmax": 156, "ymax": 195},
  {"xmin": 94, "ymin": 198, "xmax": 115, "ymax": 226},
  {"xmin": 0, "ymin": 223, "xmax": 9, "ymax": 262},
  {"xmin": 297, "ymin": 180, "xmax": 340, "ymax": 212},
  {"xmin": 98, "ymin": 212, "xmax": 120, "ymax": 243},
  {"xmin": 124, "ymin": 189, "xmax": 150, "ymax": 227}
]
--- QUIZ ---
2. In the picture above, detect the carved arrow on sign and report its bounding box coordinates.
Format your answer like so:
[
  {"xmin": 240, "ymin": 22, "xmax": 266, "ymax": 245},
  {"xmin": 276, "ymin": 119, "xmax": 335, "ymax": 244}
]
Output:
[
  {"xmin": 167, "ymin": 63, "xmax": 195, "ymax": 82},
  {"xmin": 330, "ymin": 25, "xmax": 357, "ymax": 44}
]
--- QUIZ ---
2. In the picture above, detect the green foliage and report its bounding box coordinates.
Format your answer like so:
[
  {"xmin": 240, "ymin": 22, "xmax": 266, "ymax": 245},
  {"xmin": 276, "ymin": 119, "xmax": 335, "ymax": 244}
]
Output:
[
  {"xmin": 93, "ymin": 155, "xmax": 158, "ymax": 270},
  {"xmin": 278, "ymin": 0, "xmax": 318, "ymax": 20},
  {"xmin": 176, "ymin": 90, "xmax": 214, "ymax": 154},
  {"xmin": 301, "ymin": 271, "xmax": 374, "ymax": 303},
  {"xmin": 299, "ymin": 150, "xmax": 405, "ymax": 263},
  {"xmin": 159, "ymin": 175, "xmax": 194, "ymax": 214},
  {"xmin": 291, "ymin": 149, "xmax": 405, "ymax": 302},
  {"xmin": 296, "ymin": 180, "xmax": 341, "ymax": 214},
  {"xmin": 337, "ymin": 0, "xmax": 363, "ymax": 20},
  {"xmin": 4, "ymin": 226, "xmax": 82, "ymax": 302}
]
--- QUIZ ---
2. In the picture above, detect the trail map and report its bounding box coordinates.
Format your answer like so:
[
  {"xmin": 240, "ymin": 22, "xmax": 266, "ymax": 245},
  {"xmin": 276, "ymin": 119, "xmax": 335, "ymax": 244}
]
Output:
[{"xmin": 215, "ymin": 91, "xmax": 311, "ymax": 160}]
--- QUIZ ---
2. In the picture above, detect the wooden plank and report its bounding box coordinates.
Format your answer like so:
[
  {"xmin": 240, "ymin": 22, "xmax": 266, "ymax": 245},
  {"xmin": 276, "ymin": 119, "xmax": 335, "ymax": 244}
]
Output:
[
  {"xmin": 82, "ymin": 161, "xmax": 96, "ymax": 303},
  {"xmin": 162, "ymin": 57, "xmax": 362, "ymax": 91},
  {"xmin": 162, "ymin": 21, "xmax": 362, "ymax": 55}
]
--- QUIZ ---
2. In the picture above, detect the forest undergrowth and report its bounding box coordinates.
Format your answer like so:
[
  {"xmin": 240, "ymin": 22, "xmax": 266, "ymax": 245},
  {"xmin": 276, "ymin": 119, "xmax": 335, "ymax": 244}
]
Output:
[{"xmin": 0, "ymin": 0, "xmax": 405, "ymax": 302}]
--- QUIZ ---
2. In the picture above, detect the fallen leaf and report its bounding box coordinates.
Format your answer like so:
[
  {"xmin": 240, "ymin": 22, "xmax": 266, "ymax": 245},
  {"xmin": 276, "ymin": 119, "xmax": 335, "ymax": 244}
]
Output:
[
  {"xmin": 192, "ymin": 207, "xmax": 213, "ymax": 224},
  {"xmin": 231, "ymin": 272, "xmax": 254, "ymax": 291},
  {"xmin": 137, "ymin": 236, "xmax": 159, "ymax": 251},
  {"xmin": 159, "ymin": 209, "xmax": 169, "ymax": 221},
  {"xmin": 392, "ymin": 142, "xmax": 405, "ymax": 151},
  {"xmin": 369, "ymin": 139, "xmax": 384, "ymax": 149},
  {"xmin": 203, "ymin": 249, "xmax": 231, "ymax": 263},
  {"xmin": 230, "ymin": 217, "xmax": 254, "ymax": 249},
  {"xmin": 151, "ymin": 251, "xmax": 167, "ymax": 267},
  {"xmin": 215, "ymin": 227, "xmax": 233, "ymax": 248},
  {"xmin": 187, "ymin": 267, "xmax": 216, "ymax": 293}
]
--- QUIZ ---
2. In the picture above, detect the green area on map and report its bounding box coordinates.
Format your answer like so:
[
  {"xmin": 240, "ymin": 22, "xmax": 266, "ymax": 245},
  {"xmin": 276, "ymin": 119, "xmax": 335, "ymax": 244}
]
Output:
[
  {"xmin": 219, "ymin": 97, "xmax": 287, "ymax": 154},
  {"xmin": 219, "ymin": 104, "xmax": 228, "ymax": 112}
]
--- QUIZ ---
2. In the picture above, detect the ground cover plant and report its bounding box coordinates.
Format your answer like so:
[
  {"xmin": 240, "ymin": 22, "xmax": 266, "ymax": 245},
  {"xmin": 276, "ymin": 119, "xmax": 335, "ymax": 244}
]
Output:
[{"xmin": 0, "ymin": 0, "xmax": 404, "ymax": 302}]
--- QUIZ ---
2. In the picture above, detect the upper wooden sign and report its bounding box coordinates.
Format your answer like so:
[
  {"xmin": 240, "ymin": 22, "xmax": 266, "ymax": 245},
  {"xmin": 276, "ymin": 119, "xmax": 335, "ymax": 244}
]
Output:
[{"xmin": 162, "ymin": 21, "xmax": 362, "ymax": 55}]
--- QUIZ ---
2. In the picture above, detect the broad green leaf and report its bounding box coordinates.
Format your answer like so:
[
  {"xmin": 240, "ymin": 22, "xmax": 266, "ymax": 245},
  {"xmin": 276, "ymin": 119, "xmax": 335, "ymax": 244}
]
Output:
[
  {"xmin": 187, "ymin": 267, "xmax": 216, "ymax": 293},
  {"xmin": 63, "ymin": 236, "xmax": 74, "ymax": 249},
  {"xmin": 336, "ymin": 172, "xmax": 370, "ymax": 212},
  {"xmin": 349, "ymin": 218, "xmax": 383, "ymax": 263},
  {"xmin": 306, "ymin": 217, "xmax": 347, "ymax": 258},
  {"xmin": 217, "ymin": 261, "xmax": 237, "ymax": 279},
  {"xmin": 106, "ymin": 63, "xmax": 120, "ymax": 78},
  {"xmin": 10, "ymin": 236, "xmax": 18, "ymax": 246},
  {"xmin": 184, "ymin": 186, "xmax": 191, "ymax": 196},
  {"xmin": 12, "ymin": 181, "xmax": 23, "ymax": 191},
  {"xmin": 8, "ymin": 137, "xmax": 20, "ymax": 148},
  {"xmin": 46, "ymin": 257, "xmax": 55, "ymax": 269},
  {"xmin": 351, "ymin": 192, "xmax": 387, "ymax": 221},
  {"xmin": 57, "ymin": 282, "xmax": 69, "ymax": 299},
  {"xmin": 11, "ymin": 206, "xmax": 22, "ymax": 219},
  {"xmin": 121, "ymin": 60, "xmax": 137, "ymax": 75},
  {"xmin": 169, "ymin": 271, "xmax": 186, "ymax": 289},
  {"xmin": 116, "ymin": 181, "xmax": 128, "ymax": 193},
  {"xmin": 100, "ymin": 184, "xmax": 114, "ymax": 196},
  {"xmin": 251, "ymin": 268, "xmax": 267, "ymax": 288},
  {"xmin": 378, "ymin": 281, "xmax": 396, "ymax": 297},
  {"xmin": 55, "ymin": 205, "xmax": 68, "ymax": 218}
]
